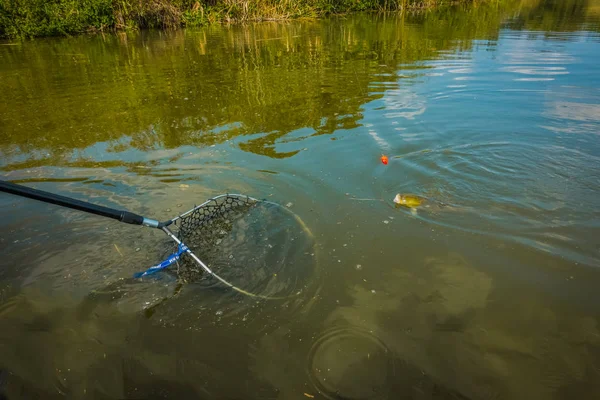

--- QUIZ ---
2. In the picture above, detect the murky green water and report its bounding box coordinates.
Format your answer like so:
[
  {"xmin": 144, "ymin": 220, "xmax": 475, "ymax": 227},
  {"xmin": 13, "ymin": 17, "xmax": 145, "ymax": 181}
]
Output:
[{"xmin": 2, "ymin": 0, "xmax": 600, "ymax": 398}]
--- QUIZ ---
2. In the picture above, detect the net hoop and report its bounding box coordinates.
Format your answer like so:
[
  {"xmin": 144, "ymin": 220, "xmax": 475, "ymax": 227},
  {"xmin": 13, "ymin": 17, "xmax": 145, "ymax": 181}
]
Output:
[{"xmin": 165, "ymin": 193, "xmax": 319, "ymax": 301}]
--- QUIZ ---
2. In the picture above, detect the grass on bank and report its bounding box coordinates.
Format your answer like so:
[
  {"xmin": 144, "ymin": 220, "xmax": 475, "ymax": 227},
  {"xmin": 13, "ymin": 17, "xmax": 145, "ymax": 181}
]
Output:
[{"xmin": 0, "ymin": 0, "xmax": 457, "ymax": 39}]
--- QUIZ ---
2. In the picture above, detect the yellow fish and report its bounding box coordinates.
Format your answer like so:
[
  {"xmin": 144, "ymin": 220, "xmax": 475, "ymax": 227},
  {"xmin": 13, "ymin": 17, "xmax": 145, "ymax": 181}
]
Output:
[{"xmin": 393, "ymin": 193, "xmax": 426, "ymax": 208}]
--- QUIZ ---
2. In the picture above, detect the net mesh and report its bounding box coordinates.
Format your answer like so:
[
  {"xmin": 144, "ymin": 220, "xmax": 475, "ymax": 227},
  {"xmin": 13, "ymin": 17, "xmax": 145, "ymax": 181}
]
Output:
[
  {"xmin": 169, "ymin": 194, "xmax": 258, "ymax": 282},
  {"xmin": 161, "ymin": 194, "xmax": 317, "ymax": 299}
]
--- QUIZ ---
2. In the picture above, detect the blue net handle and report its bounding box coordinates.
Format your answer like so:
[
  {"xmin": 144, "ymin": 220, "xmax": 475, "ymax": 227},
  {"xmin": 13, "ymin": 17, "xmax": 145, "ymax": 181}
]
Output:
[{"xmin": 133, "ymin": 243, "xmax": 189, "ymax": 278}]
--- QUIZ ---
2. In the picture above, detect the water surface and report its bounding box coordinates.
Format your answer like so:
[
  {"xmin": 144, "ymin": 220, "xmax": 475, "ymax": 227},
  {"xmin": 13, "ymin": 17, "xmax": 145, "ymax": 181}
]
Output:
[{"xmin": 1, "ymin": 0, "xmax": 600, "ymax": 399}]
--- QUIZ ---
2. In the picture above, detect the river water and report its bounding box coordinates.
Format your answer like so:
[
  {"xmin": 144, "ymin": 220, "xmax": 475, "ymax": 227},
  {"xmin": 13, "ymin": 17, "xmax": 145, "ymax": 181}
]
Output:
[{"xmin": 1, "ymin": 0, "xmax": 600, "ymax": 399}]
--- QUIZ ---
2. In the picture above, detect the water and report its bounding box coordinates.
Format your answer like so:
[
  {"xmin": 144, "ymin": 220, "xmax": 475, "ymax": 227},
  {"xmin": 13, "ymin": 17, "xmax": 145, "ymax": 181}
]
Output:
[{"xmin": 1, "ymin": 0, "xmax": 600, "ymax": 398}]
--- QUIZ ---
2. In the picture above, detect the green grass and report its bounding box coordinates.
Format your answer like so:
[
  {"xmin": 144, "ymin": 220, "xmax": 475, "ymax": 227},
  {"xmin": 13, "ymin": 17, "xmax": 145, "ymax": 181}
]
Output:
[
  {"xmin": 0, "ymin": 0, "xmax": 471, "ymax": 39},
  {"xmin": 0, "ymin": 0, "xmax": 113, "ymax": 38}
]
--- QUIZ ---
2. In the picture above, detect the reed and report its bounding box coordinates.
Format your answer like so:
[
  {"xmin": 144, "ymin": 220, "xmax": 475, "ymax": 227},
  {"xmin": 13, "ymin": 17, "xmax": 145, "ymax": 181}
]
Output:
[{"xmin": 0, "ymin": 0, "xmax": 478, "ymax": 39}]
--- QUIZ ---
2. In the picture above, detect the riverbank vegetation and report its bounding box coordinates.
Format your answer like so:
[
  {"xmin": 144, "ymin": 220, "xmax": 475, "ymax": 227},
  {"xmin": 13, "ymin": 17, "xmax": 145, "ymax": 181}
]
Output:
[{"xmin": 1, "ymin": 0, "xmax": 478, "ymax": 39}]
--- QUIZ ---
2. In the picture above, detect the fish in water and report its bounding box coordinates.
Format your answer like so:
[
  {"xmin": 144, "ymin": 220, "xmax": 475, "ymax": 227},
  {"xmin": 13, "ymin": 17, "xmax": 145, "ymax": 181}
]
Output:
[
  {"xmin": 393, "ymin": 193, "xmax": 462, "ymax": 215},
  {"xmin": 393, "ymin": 193, "xmax": 427, "ymax": 215},
  {"xmin": 393, "ymin": 193, "xmax": 426, "ymax": 208}
]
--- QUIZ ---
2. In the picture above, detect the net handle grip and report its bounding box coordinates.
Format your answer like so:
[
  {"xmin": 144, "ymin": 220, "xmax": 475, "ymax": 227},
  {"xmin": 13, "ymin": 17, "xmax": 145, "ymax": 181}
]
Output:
[{"xmin": 0, "ymin": 180, "xmax": 147, "ymax": 226}]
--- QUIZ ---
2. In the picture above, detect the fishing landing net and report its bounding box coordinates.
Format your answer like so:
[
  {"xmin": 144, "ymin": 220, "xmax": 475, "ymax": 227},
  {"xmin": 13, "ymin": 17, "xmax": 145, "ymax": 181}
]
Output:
[{"xmin": 153, "ymin": 194, "xmax": 318, "ymax": 300}]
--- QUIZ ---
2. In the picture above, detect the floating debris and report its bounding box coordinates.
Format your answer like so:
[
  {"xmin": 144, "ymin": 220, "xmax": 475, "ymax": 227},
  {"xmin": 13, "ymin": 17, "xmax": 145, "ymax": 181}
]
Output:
[{"xmin": 114, "ymin": 244, "xmax": 123, "ymax": 257}]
